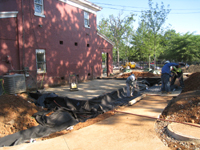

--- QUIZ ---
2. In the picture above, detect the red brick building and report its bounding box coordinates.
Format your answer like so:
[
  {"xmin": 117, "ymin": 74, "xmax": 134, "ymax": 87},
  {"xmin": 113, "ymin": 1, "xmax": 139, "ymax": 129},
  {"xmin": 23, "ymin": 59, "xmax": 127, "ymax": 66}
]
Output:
[{"xmin": 0, "ymin": 0, "xmax": 113, "ymax": 89}]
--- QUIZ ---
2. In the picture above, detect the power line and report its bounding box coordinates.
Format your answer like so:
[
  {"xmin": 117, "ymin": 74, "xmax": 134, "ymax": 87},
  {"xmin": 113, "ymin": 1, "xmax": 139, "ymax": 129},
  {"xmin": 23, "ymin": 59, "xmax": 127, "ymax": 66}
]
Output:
[
  {"xmin": 92, "ymin": 1, "xmax": 200, "ymax": 14},
  {"xmin": 92, "ymin": 1, "xmax": 200, "ymax": 10},
  {"xmin": 91, "ymin": 2, "xmax": 148, "ymax": 9},
  {"xmin": 101, "ymin": 6, "xmax": 200, "ymax": 14},
  {"xmin": 101, "ymin": 6, "xmax": 142, "ymax": 12}
]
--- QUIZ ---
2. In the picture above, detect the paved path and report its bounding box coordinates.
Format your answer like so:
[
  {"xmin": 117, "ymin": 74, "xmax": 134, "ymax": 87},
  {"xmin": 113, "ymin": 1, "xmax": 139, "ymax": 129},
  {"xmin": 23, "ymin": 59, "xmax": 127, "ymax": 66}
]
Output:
[{"xmin": 1, "ymin": 95, "xmax": 171, "ymax": 150}]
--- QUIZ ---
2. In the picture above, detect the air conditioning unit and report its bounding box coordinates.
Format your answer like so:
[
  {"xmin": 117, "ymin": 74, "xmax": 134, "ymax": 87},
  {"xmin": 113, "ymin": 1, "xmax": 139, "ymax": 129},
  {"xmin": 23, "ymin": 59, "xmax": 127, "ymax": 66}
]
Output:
[{"xmin": 3, "ymin": 74, "xmax": 26, "ymax": 94}]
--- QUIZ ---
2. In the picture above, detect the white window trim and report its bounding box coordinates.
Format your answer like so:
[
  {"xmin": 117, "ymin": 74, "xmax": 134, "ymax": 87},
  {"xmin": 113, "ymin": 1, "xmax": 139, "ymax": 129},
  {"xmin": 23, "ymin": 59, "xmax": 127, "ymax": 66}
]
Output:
[
  {"xmin": 36, "ymin": 49, "xmax": 46, "ymax": 74},
  {"xmin": 84, "ymin": 11, "xmax": 90, "ymax": 28},
  {"xmin": 0, "ymin": 11, "xmax": 18, "ymax": 18},
  {"xmin": 34, "ymin": 0, "xmax": 45, "ymax": 18}
]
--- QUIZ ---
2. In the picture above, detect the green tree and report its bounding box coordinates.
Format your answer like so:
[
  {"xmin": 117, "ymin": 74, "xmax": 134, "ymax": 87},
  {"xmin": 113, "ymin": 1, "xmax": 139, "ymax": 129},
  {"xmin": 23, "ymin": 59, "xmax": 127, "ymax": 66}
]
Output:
[
  {"xmin": 131, "ymin": 20, "xmax": 155, "ymax": 67},
  {"xmin": 164, "ymin": 33, "xmax": 200, "ymax": 63},
  {"xmin": 98, "ymin": 12, "xmax": 135, "ymax": 66},
  {"xmin": 141, "ymin": 0, "xmax": 171, "ymax": 69}
]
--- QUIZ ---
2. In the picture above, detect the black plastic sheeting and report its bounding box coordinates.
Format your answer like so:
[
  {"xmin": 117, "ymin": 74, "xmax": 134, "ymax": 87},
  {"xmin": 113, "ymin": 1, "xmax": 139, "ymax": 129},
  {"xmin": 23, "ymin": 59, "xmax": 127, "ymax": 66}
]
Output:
[
  {"xmin": 0, "ymin": 78, "xmax": 3, "ymax": 96},
  {"xmin": 0, "ymin": 87, "xmax": 141, "ymax": 147},
  {"xmin": 0, "ymin": 77, "xmax": 161, "ymax": 147},
  {"xmin": 137, "ymin": 77, "xmax": 161, "ymax": 86}
]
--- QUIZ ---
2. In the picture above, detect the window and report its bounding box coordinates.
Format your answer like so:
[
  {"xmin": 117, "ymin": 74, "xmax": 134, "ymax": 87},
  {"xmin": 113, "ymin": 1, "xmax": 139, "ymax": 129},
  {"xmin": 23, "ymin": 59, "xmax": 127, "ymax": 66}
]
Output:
[
  {"xmin": 34, "ymin": 0, "xmax": 45, "ymax": 17},
  {"xmin": 84, "ymin": 11, "xmax": 90, "ymax": 28},
  {"xmin": 36, "ymin": 49, "xmax": 46, "ymax": 73}
]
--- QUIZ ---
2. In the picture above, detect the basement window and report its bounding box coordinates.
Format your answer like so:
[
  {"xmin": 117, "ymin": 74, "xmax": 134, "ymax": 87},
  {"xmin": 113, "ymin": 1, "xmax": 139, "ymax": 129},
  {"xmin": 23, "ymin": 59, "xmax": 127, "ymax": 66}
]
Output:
[
  {"xmin": 34, "ymin": 0, "xmax": 45, "ymax": 17},
  {"xmin": 36, "ymin": 49, "xmax": 46, "ymax": 73}
]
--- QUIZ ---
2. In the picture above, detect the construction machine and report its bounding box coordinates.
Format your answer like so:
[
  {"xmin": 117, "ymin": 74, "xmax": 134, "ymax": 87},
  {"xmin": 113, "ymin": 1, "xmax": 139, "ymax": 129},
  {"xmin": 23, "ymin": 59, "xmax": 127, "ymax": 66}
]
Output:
[{"xmin": 121, "ymin": 62, "xmax": 136, "ymax": 69}]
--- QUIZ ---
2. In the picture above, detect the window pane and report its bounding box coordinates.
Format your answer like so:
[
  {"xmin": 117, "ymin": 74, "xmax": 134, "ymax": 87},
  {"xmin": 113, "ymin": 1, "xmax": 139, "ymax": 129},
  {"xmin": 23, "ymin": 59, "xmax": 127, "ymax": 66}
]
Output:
[
  {"xmin": 37, "ymin": 53, "xmax": 44, "ymax": 62},
  {"xmin": 35, "ymin": 4, "xmax": 42, "ymax": 13},
  {"xmin": 84, "ymin": 19, "xmax": 89, "ymax": 26},
  {"xmin": 37, "ymin": 63, "xmax": 45, "ymax": 70},
  {"xmin": 34, "ymin": 0, "xmax": 42, "ymax": 4},
  {"xmin": 36, "ymin": 49, "xmax": 46, "ymax": 73},
  {"xmin": 84, "ymin": 12, "xmax": 89, "ymax": 19}
]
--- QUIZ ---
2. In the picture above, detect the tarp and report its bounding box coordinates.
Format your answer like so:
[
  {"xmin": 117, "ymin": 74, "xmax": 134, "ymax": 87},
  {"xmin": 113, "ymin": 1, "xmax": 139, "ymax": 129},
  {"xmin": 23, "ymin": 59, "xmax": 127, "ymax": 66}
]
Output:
[
  {"xmin": 0, "ymin": 78, "xmax": 4, "ymax": 96},
  {"xmin": 0, "ymin": 87, "xmax": 141, "ymax": 147},
  {"xmin": 0, "ymin": 78, "xmax": 162, "ymax": 147}
]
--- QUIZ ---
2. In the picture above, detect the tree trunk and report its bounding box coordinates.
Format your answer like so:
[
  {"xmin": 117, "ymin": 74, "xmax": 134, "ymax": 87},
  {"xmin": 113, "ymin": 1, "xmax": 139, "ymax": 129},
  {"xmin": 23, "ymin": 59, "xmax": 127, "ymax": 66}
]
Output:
[{"xmin": 117, "ymin": 48, "xmax": 119, "ymax": 66}]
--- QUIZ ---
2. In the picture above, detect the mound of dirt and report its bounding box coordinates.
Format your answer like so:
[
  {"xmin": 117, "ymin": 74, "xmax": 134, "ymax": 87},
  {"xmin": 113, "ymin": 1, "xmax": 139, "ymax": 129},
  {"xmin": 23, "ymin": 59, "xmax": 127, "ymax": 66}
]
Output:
[
  {"xmin": 183, "ymin": 64, "xmax": 200, "ymax": 73},
  {"xmin": 155, "ymin": 72, "xmax": 200, "ymax": 150},
  {"xmin": 0, "ymin": 94, "xmax": 43, "ymax": 138},
  {"xmin": 182, "ymin": 72, "xmax": 200, "ymax": 93},
  {"xmin": 118, "ymin": 71, "xmax": 160, "ymax": 78},
  {"xmin": 156, "ymin": 90, "xmax": 200, "ymax": 150}
]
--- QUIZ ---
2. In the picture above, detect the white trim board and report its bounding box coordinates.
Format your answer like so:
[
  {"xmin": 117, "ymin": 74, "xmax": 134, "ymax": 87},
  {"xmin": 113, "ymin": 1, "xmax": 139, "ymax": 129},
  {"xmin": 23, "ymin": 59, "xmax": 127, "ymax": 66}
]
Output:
[
  {"xmin": 0, "ymin": 11, "xmax": 18, "ymax": 18},
  {"xmin": 97, "ymin": 32, "xmax": 115, "ymax": 46},
  {"xmin": 59, "ymin": 0, "xmax": 102, "ymax": 14}
]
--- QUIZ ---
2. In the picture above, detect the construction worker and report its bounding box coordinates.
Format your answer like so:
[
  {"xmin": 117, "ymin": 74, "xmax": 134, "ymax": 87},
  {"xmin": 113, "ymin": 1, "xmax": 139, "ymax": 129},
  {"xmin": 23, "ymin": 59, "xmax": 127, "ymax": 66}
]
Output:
[
  {"xmin": 171, "ymin": 64, "xmax": 184, "ymax": 88},
  {"xmin": 126, "ymin": 74, "xmax": 136, "ymax": 97},
  {"xmin": 161, "ymin": 61, "xmax": 179, "ymax": 94}
]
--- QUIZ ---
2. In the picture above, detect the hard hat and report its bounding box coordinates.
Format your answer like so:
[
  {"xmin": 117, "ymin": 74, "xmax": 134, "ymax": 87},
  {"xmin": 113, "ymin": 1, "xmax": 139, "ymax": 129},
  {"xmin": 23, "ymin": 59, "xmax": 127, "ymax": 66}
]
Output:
[
  {"xmin": 130, "ymin": 74, "xmax": 135, "ymax": 81},
  {"xmin": 165, "ymin": 60, "xmax": 170, "ymax": 64}
]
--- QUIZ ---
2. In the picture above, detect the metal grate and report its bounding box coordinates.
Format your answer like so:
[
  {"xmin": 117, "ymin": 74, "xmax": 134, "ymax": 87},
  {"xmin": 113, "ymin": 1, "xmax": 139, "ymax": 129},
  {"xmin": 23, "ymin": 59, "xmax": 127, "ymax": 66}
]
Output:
[{"xmin": 3, "ymin": 74, "xmax": 26, "ymax": 94}]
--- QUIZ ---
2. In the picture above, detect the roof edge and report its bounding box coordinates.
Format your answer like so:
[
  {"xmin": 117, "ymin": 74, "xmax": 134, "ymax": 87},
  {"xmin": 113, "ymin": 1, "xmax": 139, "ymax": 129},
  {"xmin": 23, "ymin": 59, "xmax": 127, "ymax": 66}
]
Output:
[
  {"xmin": 97, "ymin": 32, "xmax": 115, "ymax": 46},
  {"xmin": 59, "ymin": 0, "xmax": 102, "ymax": 13}
]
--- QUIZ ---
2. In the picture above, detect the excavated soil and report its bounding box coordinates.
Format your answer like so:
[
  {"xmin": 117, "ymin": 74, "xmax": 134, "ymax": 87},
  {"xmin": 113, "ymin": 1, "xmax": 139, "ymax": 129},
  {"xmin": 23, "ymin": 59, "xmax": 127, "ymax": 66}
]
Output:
[
  {"xmin": 156, "ymin": 72, "xmax": 200, "ymax": 150},
  {"xmin": 182, "ymin": 64, "xmax": 200, "ymax": 73},
  {"xmin": 0, "ymin": 94, "xmax": 43, "ymax": 138},
  {"xmin": 118, "ymin": 71, "xmax": 160, "ymax": 78},
  {"xmin": 1, "ymin": 69, "xmax": 200, "ymax": 149}
]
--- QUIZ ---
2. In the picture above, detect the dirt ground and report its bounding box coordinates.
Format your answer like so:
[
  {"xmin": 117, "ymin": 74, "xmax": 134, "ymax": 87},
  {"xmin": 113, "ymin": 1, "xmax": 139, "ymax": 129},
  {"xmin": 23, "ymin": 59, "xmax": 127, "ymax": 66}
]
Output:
[{"xmin": 1, "ymin": 65, "xmax": 200, "ymax": 149}]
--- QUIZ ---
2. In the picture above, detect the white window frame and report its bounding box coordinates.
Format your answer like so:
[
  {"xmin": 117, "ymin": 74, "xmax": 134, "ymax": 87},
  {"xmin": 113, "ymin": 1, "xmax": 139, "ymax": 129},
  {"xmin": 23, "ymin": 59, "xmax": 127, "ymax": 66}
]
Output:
[
  {"xmin": 34, "ymin": 0, "xmax": 45, "ymax": 18},
  {"xmin": 84, "ymin": 11, "xmax": 90, "ymax": 28},
  {"xmin": 36, "ymin": 49, "xmax": 46, "ymax": 74}
]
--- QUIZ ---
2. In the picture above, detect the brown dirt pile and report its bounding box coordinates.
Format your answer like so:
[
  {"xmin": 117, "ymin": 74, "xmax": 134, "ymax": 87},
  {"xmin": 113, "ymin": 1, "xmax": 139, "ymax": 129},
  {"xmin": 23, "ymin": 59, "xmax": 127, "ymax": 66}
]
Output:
[
  {"xmin": 160, "ymin": 72, "xmax": 200, "ymax": 129},
  {"xmin": 161, "ymin": 90, "xmax": 200, "ymax": 124},
  {"xmin": 156, "ymin": 73, "xmax": 200, "ymax": 150},
  {"xmin": 183, "ymin": 64, "xmax": 200, "ymax": 73},
  {"xmin": 119, "ymin": 71, "xmax": 160, "ymax": 78},
  {"xmin": 0, "ymin": 94, "xmax": 43, "ymax": 138},
  {"xmin": 182, "ymin": 72, "xmax": 200, "ymax": 92}
]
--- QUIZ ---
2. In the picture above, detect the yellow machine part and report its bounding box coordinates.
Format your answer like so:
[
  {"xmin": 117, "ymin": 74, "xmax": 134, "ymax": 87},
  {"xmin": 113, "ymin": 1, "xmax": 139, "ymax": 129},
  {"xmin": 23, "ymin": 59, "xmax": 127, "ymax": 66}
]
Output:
[
  {"xmin": 130, "ymin": 62, "xmax": 136, "ymax": 69},
  {"xmin": 121, "ymin": 62, "xmax": 136, "ymax": 69}
]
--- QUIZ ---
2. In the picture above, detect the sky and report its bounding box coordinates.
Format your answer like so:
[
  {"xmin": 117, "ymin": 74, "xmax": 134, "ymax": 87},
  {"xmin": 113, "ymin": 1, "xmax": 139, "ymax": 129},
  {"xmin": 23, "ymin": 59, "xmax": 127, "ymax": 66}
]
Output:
[{"xmin": 90, "ymin": 0, "xmax": 200, "ymax": 35}]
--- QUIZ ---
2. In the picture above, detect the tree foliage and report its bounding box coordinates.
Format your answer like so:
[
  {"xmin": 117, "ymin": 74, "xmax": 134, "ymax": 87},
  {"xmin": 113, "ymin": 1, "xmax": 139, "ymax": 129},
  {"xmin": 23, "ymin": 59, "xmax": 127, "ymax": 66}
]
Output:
[
  {"xmin": 140, "ymin": 0, "xmax": 171, "ymax": 68},
  {"xmin": 98, "ymin": 12, "xmax": 135, "ymax": 65},
  {"xmin": 97, "ymin": 0, "xmax": 200, "ymax": 66},
  {"xmin": 163, "ymin": 32, "xmax": 200, "ymax": 63}
]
